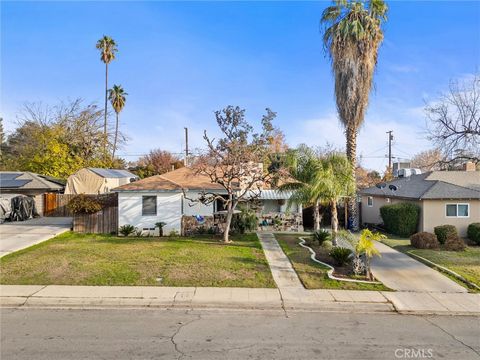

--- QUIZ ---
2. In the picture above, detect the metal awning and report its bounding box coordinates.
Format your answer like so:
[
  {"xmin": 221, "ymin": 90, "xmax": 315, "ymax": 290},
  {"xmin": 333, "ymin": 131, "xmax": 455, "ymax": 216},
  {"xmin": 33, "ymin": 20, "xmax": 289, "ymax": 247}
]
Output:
[{"xmin": 241, "ymin": 190, "xmax": 293, "ymax": 200}]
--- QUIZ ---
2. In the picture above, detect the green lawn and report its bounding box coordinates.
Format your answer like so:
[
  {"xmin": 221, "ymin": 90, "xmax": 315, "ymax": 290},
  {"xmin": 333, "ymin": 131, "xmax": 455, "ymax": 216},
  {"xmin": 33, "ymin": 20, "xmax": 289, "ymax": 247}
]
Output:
[
  {"xmin": 0, "ymin": 232, "xmax": 275, "ymax": 288},
  {"xmin": 381, "ymin": 237, "xmax": 480, "ymax": 291},
  {"xmin": 275, "ymin": 234, "xmax": 390, "ymax": 291}
]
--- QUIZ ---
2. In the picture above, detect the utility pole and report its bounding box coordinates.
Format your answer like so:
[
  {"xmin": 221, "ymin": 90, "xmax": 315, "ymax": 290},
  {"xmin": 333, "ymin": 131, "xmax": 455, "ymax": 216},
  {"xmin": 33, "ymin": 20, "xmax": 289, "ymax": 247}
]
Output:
[
  {"xmin": 386, "ymin": 130, "xmax": 393, "ymax": 173},
  {"xmin": 184, "ymin": 127, "xmax": 189, "ymax": 167}
]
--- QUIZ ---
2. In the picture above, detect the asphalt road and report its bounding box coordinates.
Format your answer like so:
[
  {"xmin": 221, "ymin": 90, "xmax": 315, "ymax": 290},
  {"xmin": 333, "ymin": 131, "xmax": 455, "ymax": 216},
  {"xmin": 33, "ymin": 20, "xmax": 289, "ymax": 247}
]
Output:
[{"xmin": 1, "ymin": 308, "xmax": 479, "ymax": 360}]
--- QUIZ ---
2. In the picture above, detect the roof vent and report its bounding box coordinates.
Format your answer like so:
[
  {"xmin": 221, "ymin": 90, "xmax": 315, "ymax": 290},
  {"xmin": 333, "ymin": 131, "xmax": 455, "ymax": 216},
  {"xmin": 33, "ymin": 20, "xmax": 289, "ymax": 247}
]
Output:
[{"xmin": 389, "ymin": 184, "xmax": 398, "ymax": 191}]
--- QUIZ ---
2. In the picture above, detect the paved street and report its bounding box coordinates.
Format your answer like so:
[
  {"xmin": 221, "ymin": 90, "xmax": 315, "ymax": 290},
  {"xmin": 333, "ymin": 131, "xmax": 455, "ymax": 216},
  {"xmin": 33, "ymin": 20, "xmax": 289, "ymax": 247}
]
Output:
[
  {"xmin": 1, "ymin": 308, "xmax": 479, "ymax": 360},
  {"xmin": 371, "ymin": 241, "xmax": 467, "ymax": 293},
  {"xmin": 0, "ymin": 217, "xmax": 72, "ymax": 257}
]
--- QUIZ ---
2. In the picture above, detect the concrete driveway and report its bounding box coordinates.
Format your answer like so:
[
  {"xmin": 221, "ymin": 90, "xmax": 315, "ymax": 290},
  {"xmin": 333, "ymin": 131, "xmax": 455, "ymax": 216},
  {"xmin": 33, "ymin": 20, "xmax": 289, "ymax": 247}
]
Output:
[
  {"xmin": 0, "ymin": 217, "xmax": 72, "ymax": 257},
  {"xmin": 371, "ymin": 241, "xmax": 467, "ymax": 293}
]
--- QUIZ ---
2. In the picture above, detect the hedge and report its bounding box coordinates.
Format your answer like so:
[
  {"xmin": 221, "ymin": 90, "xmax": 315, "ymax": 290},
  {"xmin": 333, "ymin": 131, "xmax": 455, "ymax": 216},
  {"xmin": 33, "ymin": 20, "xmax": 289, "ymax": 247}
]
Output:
[
  {"xmin": 434, "ymin": 225, "xmax": 458, "ymax": 245},
  {"xmin": 410, "ymin": 232, "xmax": 439, "ymax": 249},
  {"xmin": 467, "ymin": 223, "xmax": 480, "ymax": 245},
  {"xmin": 380, "ymin": 202, "xmax": 420, "ymax": 237}
]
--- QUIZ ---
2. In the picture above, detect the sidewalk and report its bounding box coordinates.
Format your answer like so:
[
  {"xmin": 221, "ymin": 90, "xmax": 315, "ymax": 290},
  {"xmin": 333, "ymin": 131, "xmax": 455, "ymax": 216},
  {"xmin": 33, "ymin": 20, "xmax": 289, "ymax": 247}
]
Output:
[{"xmin": 1, "ymin": 285, "xmax": 479, "ymax": 315}]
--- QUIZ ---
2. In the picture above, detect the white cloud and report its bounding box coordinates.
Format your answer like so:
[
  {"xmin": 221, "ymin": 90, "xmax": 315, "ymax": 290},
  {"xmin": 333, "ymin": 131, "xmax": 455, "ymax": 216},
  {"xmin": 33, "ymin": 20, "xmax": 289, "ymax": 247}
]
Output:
[{"xmin": 289, "ymin": 105, "xmax": 432, "ymax": 173}]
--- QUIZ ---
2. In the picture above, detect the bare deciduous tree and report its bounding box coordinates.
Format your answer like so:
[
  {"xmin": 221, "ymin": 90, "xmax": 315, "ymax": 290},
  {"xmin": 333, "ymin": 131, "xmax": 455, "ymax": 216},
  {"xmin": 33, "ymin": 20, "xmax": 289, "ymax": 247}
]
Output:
[
  {"xmin": 426, "ymin": 75, "xmax": 480, "ymax": 164},
  {"xmin": 188, "ymin": 106, "xmax": 276, "ymax": 243}
]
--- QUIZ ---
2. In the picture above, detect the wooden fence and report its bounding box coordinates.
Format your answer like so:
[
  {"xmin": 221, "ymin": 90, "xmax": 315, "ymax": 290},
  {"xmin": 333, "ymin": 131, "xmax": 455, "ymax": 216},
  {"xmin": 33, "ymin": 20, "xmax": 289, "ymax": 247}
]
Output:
[
  {"xmin": 73, "ymin": 206, "xmax": 118, "ymax": 234},
  {"xmin": 44, "ymin": 193, "xmax": 76, "ymax": 217},
  {"xmin": 44, "ymin": 193, "xmax": 119, "ymax": 234}
]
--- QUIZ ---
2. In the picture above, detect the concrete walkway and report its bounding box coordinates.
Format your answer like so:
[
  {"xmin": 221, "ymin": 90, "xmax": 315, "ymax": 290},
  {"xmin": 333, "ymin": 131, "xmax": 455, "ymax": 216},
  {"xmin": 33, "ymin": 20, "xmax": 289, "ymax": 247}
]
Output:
[
  {"xmin": 256, "ymin": 232, "xmax": 304, "ymax": 290},
  {"xmin": 0, "ymin": 217, "xmax": 72, "ymax": 257},
  {"xmin": 371, "ymin": 241, "xmax": 467, "ymax": 293},
  {"xmin": 1, "ymin": 285, "xmax": 479, "ymax": 315}
]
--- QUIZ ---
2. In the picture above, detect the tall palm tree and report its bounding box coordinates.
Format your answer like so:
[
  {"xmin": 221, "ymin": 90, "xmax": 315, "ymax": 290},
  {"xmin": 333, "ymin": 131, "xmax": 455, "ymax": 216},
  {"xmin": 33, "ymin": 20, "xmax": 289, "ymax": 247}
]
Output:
[
  {"xmin": 108, "ymin": 85, "xmax": 127, "ymax": 160},
  {"xmin": 321, "ymin": 0, "xmax": 388, "ymax": 230},
  {"xmin": 279, "ymin": 145, "xmax": 324, "ymax": 230},
  {"xmin": 315, "ymin": 153, "xmax": 356, "ymax": 245},
  {"xmin": 96, "ymin": 36, "xmax": 118, "ymax": 159}
]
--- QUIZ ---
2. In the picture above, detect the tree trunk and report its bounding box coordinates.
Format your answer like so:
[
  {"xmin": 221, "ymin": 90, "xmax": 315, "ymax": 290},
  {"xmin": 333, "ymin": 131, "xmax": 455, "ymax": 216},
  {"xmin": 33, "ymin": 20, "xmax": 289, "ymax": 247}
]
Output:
[
  {"xmin": 223, "ymin": 201, "xmax": 233, "ymax": 243},
  {"xmin": 112, "ymin": 112, "xmax": 119, "ymax": 160},
  {"xmin": 331, "ymin": 198, "xmax": 338, "ymax": 246},
  {"xmin": 346, "ymin": 125, "xmax": 359, "ymax": 231},
  {"xmin": 313, "ymin": 200, "xmax": 321, "ymax": 231},
  {"xmin": 366, "ymin": 257, "xmax": 372, "ymax": 280},
  {"xmin": 104, "ymin": 63, "xmax": 109, "ymax": 161}
]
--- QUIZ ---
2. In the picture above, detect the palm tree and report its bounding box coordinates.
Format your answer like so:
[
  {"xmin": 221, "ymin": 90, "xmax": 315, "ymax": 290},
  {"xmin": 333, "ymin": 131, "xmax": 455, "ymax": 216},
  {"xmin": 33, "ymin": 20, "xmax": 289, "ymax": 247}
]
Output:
[
  {"xmin": 108, "ymin": 85, "xmax": 127, "ymax": 159},
  {"xmin": 279, "ymin": 145, "xmax": 324, "ymax": 230},
  {"xmin": 315, "ymin": 153, "xmax": 356, "ymax": 245},
  {"xmin": 321, "ymin": 0, "xmax": 388, "ymax": 230},
  {"xmin": 96, "ymin": 36, "xmax": 118, "ymax": 159},
  {"xmin": 355, "ymin": 229, "xmax": 383, "ymax": 280}
]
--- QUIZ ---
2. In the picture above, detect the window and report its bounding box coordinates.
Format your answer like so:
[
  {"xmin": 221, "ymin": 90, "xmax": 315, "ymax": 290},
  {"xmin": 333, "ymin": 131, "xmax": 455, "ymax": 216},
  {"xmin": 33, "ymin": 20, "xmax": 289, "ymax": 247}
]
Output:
[
  {"xmin": 142, "ymin": 196, "xmax": 157, "ymax": 216},
  {"xmin": 446, "ymin": 203, "xmax": 469, "ymax": 218},
  {"xmin": 367, "ymin": 197, "xmax": 373, "ymax": 207}
]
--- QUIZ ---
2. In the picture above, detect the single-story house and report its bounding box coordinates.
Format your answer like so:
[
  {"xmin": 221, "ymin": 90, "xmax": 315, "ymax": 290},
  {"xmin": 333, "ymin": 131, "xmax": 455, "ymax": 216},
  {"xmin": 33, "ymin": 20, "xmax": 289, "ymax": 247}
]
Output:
[
  {"xmin": 113, "ymin": 167, "xmax": 302, "ymax": 235},
  {"xmin": 360, "ymin": 170, "xmax": 480, "ymax": 236},
  {"xmin": 65, "ymin": 168, "xmax": 139, "ymax": 195},
  {"xmin": 0, "ymin": 171, "xmax": 64, "ymax": 215}
]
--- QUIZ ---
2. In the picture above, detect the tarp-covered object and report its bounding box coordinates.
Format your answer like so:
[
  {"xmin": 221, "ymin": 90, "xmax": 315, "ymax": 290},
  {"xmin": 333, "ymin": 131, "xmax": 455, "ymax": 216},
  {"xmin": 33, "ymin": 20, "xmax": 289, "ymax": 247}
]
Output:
[
  {"xmin": 10, "ymin": 195, "xmax": 39, "ymax": 221},
  {"xmin": 0, "ymin": 196, "xmax": 13, "ymax": 223}
]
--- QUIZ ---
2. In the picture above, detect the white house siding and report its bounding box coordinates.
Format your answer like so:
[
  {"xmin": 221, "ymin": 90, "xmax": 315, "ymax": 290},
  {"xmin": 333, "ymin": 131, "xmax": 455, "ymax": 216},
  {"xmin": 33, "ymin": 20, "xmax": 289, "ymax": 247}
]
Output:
[
  {"xmin": 118, "ymin": 192, "xmax": 182, "ymax": 234},
  {"xmin": 182, "ymin": 191, "xmax": 215, "ymax": 216}
]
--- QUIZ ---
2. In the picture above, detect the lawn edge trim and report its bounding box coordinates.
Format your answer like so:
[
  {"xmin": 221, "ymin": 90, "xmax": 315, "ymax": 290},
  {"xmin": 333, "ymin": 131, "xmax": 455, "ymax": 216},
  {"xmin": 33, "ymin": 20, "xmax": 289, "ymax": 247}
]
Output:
[
  {"xmin": 298, "ymin": 237, "xmax": 383, "ymax": 285},
  {"xmin": 406, "ymin": 251, "xmax": 480, "ymax": 291}
]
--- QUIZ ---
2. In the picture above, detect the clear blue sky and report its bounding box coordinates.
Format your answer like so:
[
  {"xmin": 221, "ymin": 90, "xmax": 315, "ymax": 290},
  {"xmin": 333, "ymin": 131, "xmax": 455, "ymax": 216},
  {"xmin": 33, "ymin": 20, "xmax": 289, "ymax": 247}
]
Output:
[{"xmin": 2, "ymin": 1, "xmax": 479, "ymax": 171}]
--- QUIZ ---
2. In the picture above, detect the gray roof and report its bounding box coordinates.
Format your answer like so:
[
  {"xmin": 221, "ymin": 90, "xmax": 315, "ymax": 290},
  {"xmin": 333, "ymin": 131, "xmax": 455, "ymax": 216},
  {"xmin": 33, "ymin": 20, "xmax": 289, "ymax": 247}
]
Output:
[
  {"xmin": 88, "ymin": 168, "xmax": 138, "ymax": 179},
  {"xmin": 360, "ymin": 171, "xmax": 480, "ymax": 200},
  {"xmin": 0, "ymin": 172, "xmax": 64, "ymax": 191}
]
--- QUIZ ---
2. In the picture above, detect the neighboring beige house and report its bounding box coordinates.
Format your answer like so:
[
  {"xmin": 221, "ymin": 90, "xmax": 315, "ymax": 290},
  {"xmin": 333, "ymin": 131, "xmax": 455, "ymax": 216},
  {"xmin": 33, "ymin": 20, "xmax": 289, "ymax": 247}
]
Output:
[
  {"xmin": 360, "ymin": 170, "xmax": 480, "ymax": 237},
  {"xmin": 65, "ymin": 168, "xmax": 138, "ymax": 195}
]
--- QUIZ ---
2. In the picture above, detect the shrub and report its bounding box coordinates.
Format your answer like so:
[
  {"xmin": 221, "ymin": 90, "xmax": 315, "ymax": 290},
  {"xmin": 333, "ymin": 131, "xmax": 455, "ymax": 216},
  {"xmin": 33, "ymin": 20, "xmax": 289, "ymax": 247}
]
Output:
[
  {"xmin": 380, "ymin": 202, "xmax": 420, "ymax": 237},
  {"xmin": 168, "ymin": 230, "xmax": 179, "ymax": 237},
  {"xmin": 119, "ymin": 224, "xmax": 136, "ymax": 237},
  {"xmin": 467, "ymin": 223, "xmax": 480, "ymax": 245},
  {"xmin": 231, "ymin": 209, "xmax": 258, "ymax": 234},
  {"xmin": 322, "ymin": 240, "xmax": 333, "ymax": 251},
  {"xmin": 444, "ymin": 235, "xmax": 466, "ymax": 251},
  {"xmin": 329, "ymin": 247, "xmax": 353, "ymax": 266},
  {"xmin": 410, "ymin": 232, "xmax": 439, "ymax": 249},
  {"xmin": 434, "ymin": 225, "xmax": 458, "ymax": 245},
  {"xmin": 313, "ymin": 229, "xmax": 331, "ymax": 245},
  {"xmin": 68, "ymin": 194, "xmax": 102, "ymax": 214}
]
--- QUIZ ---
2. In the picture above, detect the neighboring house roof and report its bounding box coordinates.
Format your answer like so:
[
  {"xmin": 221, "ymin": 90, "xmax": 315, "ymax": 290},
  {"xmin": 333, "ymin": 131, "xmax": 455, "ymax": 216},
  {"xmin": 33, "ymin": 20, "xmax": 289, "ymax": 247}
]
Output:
[
  {"xmin": 113, "ymin": 167, "xmax": 225, "ymax": 192},
  {"xmin": 360, "ymin": 171, "xmax": 480, "ymax": 200},
  {"xmin": 0, "ymin": 172, "xmax": 64, "ymax": 191},
  {"xmin": 88, "ymin": 168, "xmax": 138, "ymax": 179},
  {"xmin": 425, "ymin": 171, "xmax": 480, "ymax": 191}
]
